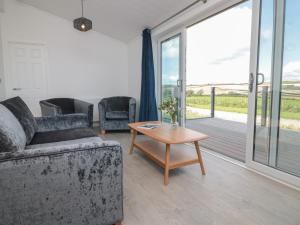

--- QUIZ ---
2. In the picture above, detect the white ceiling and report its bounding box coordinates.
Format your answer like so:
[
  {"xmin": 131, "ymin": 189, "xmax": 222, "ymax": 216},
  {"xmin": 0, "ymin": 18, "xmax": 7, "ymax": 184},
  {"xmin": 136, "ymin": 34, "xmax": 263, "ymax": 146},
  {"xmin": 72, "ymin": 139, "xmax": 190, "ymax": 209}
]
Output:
[{"xmin": 19, "ymin": 0, "xmax": 198, "ymax": 42}]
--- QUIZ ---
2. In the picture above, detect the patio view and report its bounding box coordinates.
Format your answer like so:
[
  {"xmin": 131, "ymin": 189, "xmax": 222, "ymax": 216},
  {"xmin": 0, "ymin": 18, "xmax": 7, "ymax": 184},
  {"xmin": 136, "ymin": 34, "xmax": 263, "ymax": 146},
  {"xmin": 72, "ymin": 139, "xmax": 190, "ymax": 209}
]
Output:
[
  {"xmin": 184, "ymin": 0, "xmax": 300, "ymax": 178},
  {"xmin": 185, "ymin": 1, "xmax": 252, "ymax": 162}
]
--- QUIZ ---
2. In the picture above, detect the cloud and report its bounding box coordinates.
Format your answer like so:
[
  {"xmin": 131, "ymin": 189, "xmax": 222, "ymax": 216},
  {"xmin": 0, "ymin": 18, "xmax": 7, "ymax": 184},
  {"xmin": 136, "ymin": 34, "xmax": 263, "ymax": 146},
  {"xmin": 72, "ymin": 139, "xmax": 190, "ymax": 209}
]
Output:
[
  {"xmin": 162, "ymin": 74, "xmax": 178, "ymax": 85},
  {"xmin": 162, "ymin": 38, "xmax": 179, "ymax": 59},
  {"xmin": 261, "ymin": 28, "xmax": 273, "ymax": 40},
  {"xmin": 168, "ymin": 75, "xmax": 178, "ymax": 81},
  {"xmin": 210, "ymin": 47, "xmax": 249, "ymax": 65},
  {"xmin": 283, "ymin": 61, "xmax": 300, "ymax": 80},
  {"xmin": 186, "ymin": 2, "xmax": 252, "ymax": 85}
]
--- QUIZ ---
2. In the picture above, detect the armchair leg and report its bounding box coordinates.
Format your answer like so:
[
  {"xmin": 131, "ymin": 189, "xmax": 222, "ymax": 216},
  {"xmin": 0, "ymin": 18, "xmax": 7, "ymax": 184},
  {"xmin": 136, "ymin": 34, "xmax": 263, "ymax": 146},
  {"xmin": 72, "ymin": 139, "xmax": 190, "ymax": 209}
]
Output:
[{"xmin": 100, "ymin": 130, "xmax": 106, "ymax": 135}]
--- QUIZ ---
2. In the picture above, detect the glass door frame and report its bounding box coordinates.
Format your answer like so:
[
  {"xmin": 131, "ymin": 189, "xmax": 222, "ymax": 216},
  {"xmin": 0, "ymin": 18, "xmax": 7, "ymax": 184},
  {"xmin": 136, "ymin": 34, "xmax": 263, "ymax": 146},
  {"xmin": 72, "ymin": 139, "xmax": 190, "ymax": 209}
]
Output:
[
  {"xmin": 155, "ymin": 1, "xmax": 250, "ymax": 128},
  {"xmin": 157, "ymin": 29, "xmax": 187, "ymax": 126},
  {"xmin": 154, "ymin": 0, "xmax": 300, "ymax": 189},
  {"xmin": 246, "ymin": 0, "xmax": 300, "ymax": 188}
]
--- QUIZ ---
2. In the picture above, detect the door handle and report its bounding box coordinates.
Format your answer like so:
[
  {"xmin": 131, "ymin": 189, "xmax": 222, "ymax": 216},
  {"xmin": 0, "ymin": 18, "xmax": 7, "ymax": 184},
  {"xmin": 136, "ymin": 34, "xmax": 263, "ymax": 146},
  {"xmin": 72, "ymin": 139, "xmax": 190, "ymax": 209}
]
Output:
[
  {"xmin": 257, "ymin": 73, "xmax": 265, "ymax": 85},
  {"xmin": 12, "ymin": 88, "xmax": 22, "ymax": 91},
  {"xmin": 177, "ymin": 79, "xmax": 183, "ymax": 93},
  {"xmin": 177, "ymin": 79, "xmax": 182, "ymax": 87},
  {"xmin": 249, "ymin": 73, "xmax": 254, "ymax": 93}
]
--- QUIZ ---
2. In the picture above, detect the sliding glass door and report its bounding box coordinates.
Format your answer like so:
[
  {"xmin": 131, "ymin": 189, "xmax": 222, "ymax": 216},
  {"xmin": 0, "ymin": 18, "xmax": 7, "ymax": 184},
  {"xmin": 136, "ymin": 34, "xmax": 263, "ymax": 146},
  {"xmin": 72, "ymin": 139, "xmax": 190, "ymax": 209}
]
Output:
[
  {"xmin": 277, "ymin": 0, "xmax": 300, "ymax": 177},
  {"xmin": 157, "ymin": 0, "xmax": 300, "ymax": 186},
  {"xmin": 160, "ymin": 33, "xmax": 184, "ymax": 124},
  {"xmin": 248, "ymin": 0, "xmax": 300, "ymax": 185},
  {"xmin": 185, "ymin": 0, "xmax": 252, "ymax": 162}
]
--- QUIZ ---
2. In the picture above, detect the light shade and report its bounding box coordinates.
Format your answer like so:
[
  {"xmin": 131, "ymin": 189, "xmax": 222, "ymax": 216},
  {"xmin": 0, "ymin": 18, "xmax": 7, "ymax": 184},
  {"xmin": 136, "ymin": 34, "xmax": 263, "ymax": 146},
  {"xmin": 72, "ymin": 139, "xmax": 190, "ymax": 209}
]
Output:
[{"xmin": 73, "ymin": 17, "xmax": 92, "ymax": 32}]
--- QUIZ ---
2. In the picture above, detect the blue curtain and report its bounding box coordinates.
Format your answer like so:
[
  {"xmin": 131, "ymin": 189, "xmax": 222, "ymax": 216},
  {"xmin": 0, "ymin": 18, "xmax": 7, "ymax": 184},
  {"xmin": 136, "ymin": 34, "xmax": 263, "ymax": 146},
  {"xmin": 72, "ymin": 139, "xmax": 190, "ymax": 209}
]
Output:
[{"xmin": 139, "ymin": 29, "xmax": 158, "ymax": 122}]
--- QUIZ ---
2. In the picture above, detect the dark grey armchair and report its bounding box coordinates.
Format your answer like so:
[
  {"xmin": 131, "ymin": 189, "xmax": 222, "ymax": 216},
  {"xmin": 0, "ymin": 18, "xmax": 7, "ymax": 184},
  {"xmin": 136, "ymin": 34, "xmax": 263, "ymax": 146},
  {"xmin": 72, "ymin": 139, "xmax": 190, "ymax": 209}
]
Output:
[
  {"xmin": 99, "ymin": 96, "xmax": 136, "ymax": 134},
  {"xmin": 40, "ymin": 98, "xmax": 94, "ymax": 127}
]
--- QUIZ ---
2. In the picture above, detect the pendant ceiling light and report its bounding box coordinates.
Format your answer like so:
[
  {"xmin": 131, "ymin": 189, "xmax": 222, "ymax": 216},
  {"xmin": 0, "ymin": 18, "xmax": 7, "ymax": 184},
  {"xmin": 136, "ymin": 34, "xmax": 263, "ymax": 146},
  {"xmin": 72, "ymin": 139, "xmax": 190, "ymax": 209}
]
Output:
[{"xmin": 73, "ymin": 0, "xmax": 92, "ymax": 32}]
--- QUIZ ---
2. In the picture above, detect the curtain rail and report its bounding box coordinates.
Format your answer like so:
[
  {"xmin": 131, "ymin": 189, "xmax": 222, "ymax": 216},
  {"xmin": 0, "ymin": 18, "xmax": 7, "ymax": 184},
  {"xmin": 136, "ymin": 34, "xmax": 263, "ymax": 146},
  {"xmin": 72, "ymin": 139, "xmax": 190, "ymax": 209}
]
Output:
[{"xmin": 151, "ymin": 0, "xmax": 208, "ymax": 31}]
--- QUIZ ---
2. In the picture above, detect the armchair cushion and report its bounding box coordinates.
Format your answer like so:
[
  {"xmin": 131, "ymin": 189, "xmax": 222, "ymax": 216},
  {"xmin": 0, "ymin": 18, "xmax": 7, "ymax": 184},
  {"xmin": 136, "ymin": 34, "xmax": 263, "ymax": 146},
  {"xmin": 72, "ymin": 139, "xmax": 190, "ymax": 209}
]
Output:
[
  {"xmin": 0, "ymin": 104, "xmax": 26, "ymax": 152},
  {"xmin": 1, "ymin": 96, "xmax": 38, "ymax": 144},
  {"xmin": 106, "ymin": 111, "xmax": 129, "ymax": 120},
  {"xmin": 30, "ymin": 128, "xmax": 97, "ymax": 145}
]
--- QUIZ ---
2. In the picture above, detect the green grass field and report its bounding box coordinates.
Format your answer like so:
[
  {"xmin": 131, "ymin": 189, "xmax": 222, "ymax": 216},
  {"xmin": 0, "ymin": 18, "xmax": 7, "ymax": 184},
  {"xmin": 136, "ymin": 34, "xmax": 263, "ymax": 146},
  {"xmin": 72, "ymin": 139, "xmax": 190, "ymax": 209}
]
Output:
[{"xmin": 186, "ymin": 95, "xmax": 300, "ymax": 120}]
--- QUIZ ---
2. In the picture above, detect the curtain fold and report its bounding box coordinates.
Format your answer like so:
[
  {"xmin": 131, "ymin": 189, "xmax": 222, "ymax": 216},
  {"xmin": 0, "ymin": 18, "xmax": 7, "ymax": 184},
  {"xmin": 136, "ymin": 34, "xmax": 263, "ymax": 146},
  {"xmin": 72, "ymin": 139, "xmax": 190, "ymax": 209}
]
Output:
[{"xmin": 139, "ymin": 28, "xmax": 158, "ymax": 122}]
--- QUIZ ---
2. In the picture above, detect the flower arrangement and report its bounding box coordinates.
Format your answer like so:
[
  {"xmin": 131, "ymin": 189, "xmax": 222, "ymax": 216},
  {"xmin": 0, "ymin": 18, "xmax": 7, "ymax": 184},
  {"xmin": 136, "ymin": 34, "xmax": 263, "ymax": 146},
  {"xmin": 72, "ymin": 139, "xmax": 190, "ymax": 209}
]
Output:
[{"xmin": 158, "ymin": 97, "xmax": 178, "ymax": 125}]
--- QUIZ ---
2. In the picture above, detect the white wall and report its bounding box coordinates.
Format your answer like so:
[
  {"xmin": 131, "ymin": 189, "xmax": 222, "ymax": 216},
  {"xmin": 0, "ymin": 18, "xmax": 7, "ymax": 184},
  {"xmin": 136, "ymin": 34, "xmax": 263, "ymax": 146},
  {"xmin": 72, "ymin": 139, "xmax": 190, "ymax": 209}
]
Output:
[
  {"xmin": 128, "ymin": 36, "xmax": 142, "ymax": 119},
  {"xmin": 1, "ymin": 0, "xmax": 128, "ymax": 120}
]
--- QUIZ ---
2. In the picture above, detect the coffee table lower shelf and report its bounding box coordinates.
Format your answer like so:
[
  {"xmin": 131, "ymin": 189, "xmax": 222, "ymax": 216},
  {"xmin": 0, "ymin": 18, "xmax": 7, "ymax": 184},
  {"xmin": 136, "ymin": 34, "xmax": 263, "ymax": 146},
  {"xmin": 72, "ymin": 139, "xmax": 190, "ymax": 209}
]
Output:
[{"xmin": 133, "ymin": 140, "xmax": 200, "ymax": 170}]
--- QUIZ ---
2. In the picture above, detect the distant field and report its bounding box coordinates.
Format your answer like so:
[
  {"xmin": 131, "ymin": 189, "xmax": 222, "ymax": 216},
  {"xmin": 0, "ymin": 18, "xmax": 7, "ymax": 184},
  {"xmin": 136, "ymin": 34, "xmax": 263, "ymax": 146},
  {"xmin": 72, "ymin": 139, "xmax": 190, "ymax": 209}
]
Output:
[{"xmin": 186, "ymin": 95, "xmax": 300, "ymax": 120}]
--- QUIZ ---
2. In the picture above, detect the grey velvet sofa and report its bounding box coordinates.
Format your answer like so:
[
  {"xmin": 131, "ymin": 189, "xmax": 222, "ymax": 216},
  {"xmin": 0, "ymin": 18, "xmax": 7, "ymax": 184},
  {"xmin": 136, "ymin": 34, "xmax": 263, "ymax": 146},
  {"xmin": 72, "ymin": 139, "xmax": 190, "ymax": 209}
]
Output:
[
  {"xmin": 0, "ymin": 97, "xmax": 123, "ymax": 225},
  {"xmin": 40, "ymin": 98, "xmax": 94, "ymax": 127},
  {"xmin": 99, "ymin": 97, "xmax": 136, "ymax": 134}
]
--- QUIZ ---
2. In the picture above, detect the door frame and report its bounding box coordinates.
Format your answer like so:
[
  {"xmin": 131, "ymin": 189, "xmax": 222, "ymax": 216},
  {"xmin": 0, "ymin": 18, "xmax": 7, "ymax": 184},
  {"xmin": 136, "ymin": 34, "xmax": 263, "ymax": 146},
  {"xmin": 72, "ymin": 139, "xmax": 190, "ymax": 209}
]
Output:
[
  {"xmin": 154, "ymin": 0, "xmax": 300, "ymax": 189},
  {"xmin": 4, "ymin": 41, "xmax": 49, "ymax": 116},
  {"xmin": 157, "ymin": 29, "xmax": 187, "ymax": 126},
  {"xmin": 246, "ymin": 0, "xmax": 300, "ymax": 188},
  {"xmin": 5, "ymin": 41, "xmax": 49, "ymax": 98},
  {"xmin": 154, "ymin": 0, "xmax": 248, "ymax": 126}
]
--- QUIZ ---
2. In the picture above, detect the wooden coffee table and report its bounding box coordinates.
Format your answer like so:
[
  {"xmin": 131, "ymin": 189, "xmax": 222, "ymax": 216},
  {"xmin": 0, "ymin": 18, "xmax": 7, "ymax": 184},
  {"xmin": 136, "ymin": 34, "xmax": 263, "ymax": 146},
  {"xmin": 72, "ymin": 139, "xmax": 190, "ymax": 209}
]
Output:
[{"xmin": 128, "ymin": 121, "xmax": 209, "ymax": 185}]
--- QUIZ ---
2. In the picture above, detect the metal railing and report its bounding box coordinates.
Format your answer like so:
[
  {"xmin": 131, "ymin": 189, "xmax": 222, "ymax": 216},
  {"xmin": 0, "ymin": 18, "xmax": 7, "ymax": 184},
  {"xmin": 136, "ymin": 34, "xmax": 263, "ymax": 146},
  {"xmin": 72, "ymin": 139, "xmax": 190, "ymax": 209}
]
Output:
[
  {"xmin": 206, "ymin": 86, "xmax": 249, "ymax": 119},
  {"xmin": 187, "ymin": 83, "xmax": 300, "ymax": 125},
  {"xmin": 194, "ymin": 86, "xmax": 268, "ymax": 125}
]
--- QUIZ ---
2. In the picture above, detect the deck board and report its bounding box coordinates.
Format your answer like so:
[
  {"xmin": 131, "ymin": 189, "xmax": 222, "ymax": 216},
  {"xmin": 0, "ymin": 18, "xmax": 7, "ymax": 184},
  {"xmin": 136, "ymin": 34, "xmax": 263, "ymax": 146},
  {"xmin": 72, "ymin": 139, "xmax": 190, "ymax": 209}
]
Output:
[
  {"xmin": 186, "ymin": 118, "xmax": 247, "ymax": 162},
  {"xmin": 186, "ymin": 118, "xmax": 300, "ymax": 177}
]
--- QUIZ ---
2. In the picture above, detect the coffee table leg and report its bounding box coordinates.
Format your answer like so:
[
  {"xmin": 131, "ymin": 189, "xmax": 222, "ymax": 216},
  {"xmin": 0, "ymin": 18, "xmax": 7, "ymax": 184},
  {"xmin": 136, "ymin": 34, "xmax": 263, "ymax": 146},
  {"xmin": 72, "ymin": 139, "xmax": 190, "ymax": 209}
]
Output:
[
  {"xmin": 194, "ymin": 141, "xmax": 206, "ymax": 175},
  {"xmin": 129, "ymin": 129, "xmax": 137, "ymax": 155},
  {"xmin": 164, "ymin": 144, "xmax": 171, "ymax": 185}
]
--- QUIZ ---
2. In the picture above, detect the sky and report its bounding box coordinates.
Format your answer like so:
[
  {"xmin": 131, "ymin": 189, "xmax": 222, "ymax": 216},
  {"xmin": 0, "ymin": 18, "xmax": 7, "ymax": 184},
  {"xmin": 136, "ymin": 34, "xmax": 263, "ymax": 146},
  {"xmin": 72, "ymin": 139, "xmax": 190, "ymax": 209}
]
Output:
[
  {"xmin": 161, "ymin": 0, "xmax": 300, "ymax": 86},
  {"xmin": 162, "ymin": 36, "xmax": 180, "ymax": 85},
  {"xmin": 282, "ymin": 0, "xmax": 300, "ymax": 81}
]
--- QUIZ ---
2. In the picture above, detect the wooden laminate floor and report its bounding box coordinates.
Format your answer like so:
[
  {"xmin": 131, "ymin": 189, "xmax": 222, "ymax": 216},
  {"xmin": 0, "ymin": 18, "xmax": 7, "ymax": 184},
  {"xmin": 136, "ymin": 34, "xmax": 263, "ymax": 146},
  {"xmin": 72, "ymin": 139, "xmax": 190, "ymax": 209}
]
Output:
[{"xmin": 101, "ymin": 132, "xmax": 300, "ymax": 225}]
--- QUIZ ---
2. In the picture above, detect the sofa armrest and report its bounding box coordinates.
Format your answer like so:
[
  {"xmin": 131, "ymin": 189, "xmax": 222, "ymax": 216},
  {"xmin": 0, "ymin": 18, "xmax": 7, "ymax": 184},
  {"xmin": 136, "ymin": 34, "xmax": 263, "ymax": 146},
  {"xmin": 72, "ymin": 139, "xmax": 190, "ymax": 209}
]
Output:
[
  {"xmin": 40, "ymin": 100, "xmax": 62, "ymax": 116},
  {"xmin": 0, "ymin": 138, "xmax": 123, "ymax": 225},
  {"xmin": 74, "ymin": 99, "xmax": 94, "ymax": 127},
  {"xmin": 0, "ymin": 137, "xmax": 120, "ymax": 161},
  {"xmin": 129, "ymin": 98, "xmax": 136, "ymax": 123},
  {"xmin": 35, "ymin": 114, "xmax": 89, "ymax": 132}
]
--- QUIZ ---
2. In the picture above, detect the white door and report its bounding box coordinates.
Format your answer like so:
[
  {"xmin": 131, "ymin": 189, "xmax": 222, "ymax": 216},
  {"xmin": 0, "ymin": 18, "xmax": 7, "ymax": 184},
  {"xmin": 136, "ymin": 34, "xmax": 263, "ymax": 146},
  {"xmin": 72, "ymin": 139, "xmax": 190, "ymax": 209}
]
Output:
[{"xmin": 8, "ymin": 42, "xmax": 48, "ymax": 116}]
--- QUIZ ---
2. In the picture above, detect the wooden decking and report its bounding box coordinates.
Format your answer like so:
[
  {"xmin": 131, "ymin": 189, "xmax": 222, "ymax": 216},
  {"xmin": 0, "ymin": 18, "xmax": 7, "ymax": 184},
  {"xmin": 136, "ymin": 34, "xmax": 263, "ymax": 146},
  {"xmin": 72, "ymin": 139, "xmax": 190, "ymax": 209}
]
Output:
[
  {"xmin": 186, "ymin": 118, "xmax": 300, "ymax": 177},
  {"xmin": 186, "ymin": 118, "xmax": 247, "ymax": 162}
]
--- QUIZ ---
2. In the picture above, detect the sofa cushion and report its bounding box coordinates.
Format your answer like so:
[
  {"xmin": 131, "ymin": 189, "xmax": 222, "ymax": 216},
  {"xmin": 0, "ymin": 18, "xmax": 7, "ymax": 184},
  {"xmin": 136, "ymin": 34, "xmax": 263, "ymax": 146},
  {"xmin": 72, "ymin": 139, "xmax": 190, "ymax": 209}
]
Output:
[
  {"xmin": 30, "ymin": 128, "xmax": 97, "ymax": 145},
  {"xmin": 0, "ymin": 104, "xmax": 26, "ymax": 152},
  {"xmin": 106, "ymin": 111, "xmax": 129, "ymax": 120},
  {"xmin": 1, "ymin": 97, "xmax": 38, "ymax": 144}
]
